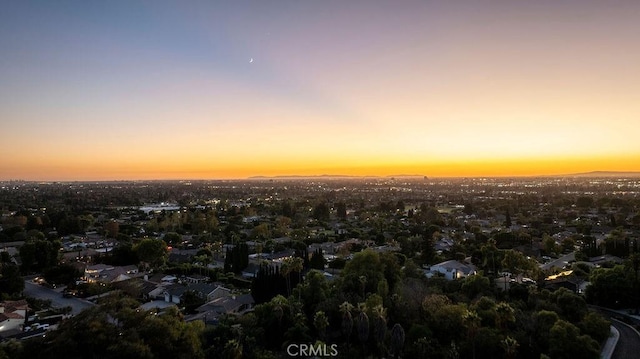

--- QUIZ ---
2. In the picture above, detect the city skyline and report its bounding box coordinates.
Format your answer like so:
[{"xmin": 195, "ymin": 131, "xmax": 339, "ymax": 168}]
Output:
[{"xmin": 2, "ymin": 1, "xmax": 640, "ymax": 181}]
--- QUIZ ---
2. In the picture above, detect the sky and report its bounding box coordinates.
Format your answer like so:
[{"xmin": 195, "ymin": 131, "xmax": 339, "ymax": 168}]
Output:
[{"xmin": 2, "ymin": 1, "xmax": 640, "ymax": 181}]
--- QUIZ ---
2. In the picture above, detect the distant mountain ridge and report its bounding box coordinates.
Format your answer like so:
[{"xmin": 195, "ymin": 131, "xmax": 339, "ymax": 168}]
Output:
[
  {"xmin": 562, "ymin": 171, "xmax": 640, "ymax": 178},
  {"xmin": 248, "ymin": 174, "xmax": 427, "ymax": 180}
]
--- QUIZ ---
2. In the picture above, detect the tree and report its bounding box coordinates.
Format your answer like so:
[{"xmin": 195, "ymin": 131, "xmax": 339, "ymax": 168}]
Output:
[
  {"xmin": 313, "ymin": 311, "xmax": 329, "ymax": 340},
  {"xmin": 312, "ymin": 203, "xmax": 330, "ymax": 222},
  {"xmin": 390, "ymin": 323, "xmax": 406, "ymax": 359},
  {"xmin": 224, "ymin": 243, "xmax": 249, "ymax": 274},
  {"xmin": 19, "ymin": 239, "xmax": 60, "ymax": 273},
  {"xmin": 357, "ymin": 311, "xmax": 370, "ymax": 346},
  {"xmin": 553, "ymin": 288, "xmax": 587, "ymax": 323},
  {"xmin": 251, "ymin": 264, "xmax": 288, "ymax": 304},
  {"xmin": 309, "ymin": 248, "xmax": 326, "ymax": 270},
  {"xmin": 586, "ymin": 265, "xmax": 632, "ymax": 308},
  {"xmin": 542, "ymin": 234, "xmax": 559, "ymax": 254},
  {"xmin": 501, "ymin": 336, "xmax": 519, "ymax": 359},
  {"xmin": 461, "ymin": 275, "xmax": 490, "ymax": 300},
  {"xmin": 0, "ymin": 263, "xmax": 24, "ymax": 296},
  {"xmin": 548, "ymin": 320, "xmax": 599, "ymax": 359},
  {"xmin": 336, "ymin": 202, "xmax": 347, "ymax": 220},
  {"xmin": 42, "ymin": 264, "xmax": 82, "ymax": 286},
  {"xmin": 134, "ymin": 238, "xmax": 168, "ymax": 268},
  {"xmin": 281, "ymin": 257, "xmax": 303, "ymax": 296},
  {"xmin": 27, "ymin": 297, "xmax": 205, "ymax": 359},
  {"xmin": 495, "ymin": 302, "xmax": 515, "ymax": 331},
  {"xmin": 462, "ymin": 310, "xmax": 481, "ymax": 359},
  {"xmin": 163, "ymin": 232, "xmax": 182, "ymax": 246},
  {"xmin": 105, "ymin": 243, "xmax": 139, "ymax": 266},
  {"xmin": 427, "ymin": 301, "xmax": 467, "ymax": 345},
  {"xmin": 340, "ymin": 301, "xmax": 354, "ymax": 343},
  {"xmin": 103, "ymin": 220, "xmax": 119, "ymax": 239},
  {"xmin": 579, "ymin": 312, "xmax": 610, "ymax": 344},
  {"xmin": 576, "ymin": 196, "xmax": 594, "ymax": 208},
  {"xmin": 250, "ymin": 223, "xmax": 270, "ymax": 240},
  {"xmin": 297, "ymin": 270, "xmax": 329, "ymax": 319},
  {"xmin": 561, "ymin": 237, "xmax": 576, "ymax": 253},
  {"xmin": 372, "ymin": 305, "xmax": 387, "ymax": 355},
  {"xmin": 533, "ymin": 310, "xmax": 559, "ymax": 352},
  {"xmin": 181, "ymin": 290, "xmax": 206, "ymax": 314},
  {"xmin": 341, "ymin": 250, "xmax": 386, "ymax": 298},
  {"xmin": 501, "ymin": 249, "xmax": 535, "ymax": 276}
]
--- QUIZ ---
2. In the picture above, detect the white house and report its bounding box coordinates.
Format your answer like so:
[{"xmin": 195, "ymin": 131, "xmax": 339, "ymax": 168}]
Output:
[{"xmin": 426, "ymin": 260, "xmax": 477, "ymax": 280}]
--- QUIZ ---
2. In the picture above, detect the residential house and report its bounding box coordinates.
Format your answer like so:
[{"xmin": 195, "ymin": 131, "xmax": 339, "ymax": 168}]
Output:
[
  {"xmin": 85, "ymin": 264, "xmax": 139, "ymax": 284},
  {"xmin": 425, "ymin": 260, "xmax": 477, "ymax": 280},
  {"xmin": 163, "ymin": 283, "xmax": 227, "ymax": 304},
  {"xmin": 208, "ymin": 293, "xmax": 254, "ymax": 315},
  {"xmin": 191, "ymin": 294, "xmax": 255, "ymax": 323},
  {"xmin": 0, "ymin": 300, "xmax": 28, "ymax": 332},
  {"xmin": 84, "ymin": 264, "xmax": 114, "ymax": 282},
  {"xmin": 168, "ymin": 248, "xmax": 199, "ymax": 264},
  {"xmin": 184, "ymin": 274, "xmax": 208, "ymax": 284},
  {"xmin": 589, "ymin": 254, "xmax": 624, "ymax": 267},
  {"xmin": 147, "ymin": 285, "xmax": 167, "ymax": 301},
  {"xmin": 0, "ymin": 247, "xmax": 18, "ymax": 264},
  {"xmin": 164, "ymin": 284, "xmax": 189, "ymax": 304},
  {"xmin": 434, "ymin": 238, "xmax": 454, "ymax": 254},
  {"xmin": 241, "ymin": 263, "xmax": 261, "ymax": 279},
  {"xmin": 308, "ymin": 242, "xmax": 339, "ymax": 256},
  {"xmin": 122, "ymin": 265, "xmax": 139, "ymax": 274},
  {"xmin": 544, "ymin": 275, "xmax": 588, "ymax": 294}
]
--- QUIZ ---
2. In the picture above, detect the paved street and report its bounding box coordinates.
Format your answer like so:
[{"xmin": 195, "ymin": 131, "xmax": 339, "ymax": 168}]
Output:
[
  {"xmin": 23, "ymin": 281, "xmax": 95, "ymax": 315},
  {"xmin": 591, "ymin": 306, "xmax": 640, "ymax": 359},
  {"xmin": 611, "ymin": 318, "xmax": 640, "ymax": 359},
  {"xmin": 539, "ymin": 252, "xmax": 575, "ymax": 271}
]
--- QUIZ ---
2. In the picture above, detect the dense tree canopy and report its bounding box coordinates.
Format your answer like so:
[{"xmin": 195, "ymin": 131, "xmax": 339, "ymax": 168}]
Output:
[
  {"xmin": 19, "ymin": 238, "xmax": 60, "ymax": 273},
  {"xmin": 18, "ymin": 297, "xmax": 205, "ymax": 359},
  {"xmin": 134, "ymin": 238, "xmax": 168, "ymax": 268}
]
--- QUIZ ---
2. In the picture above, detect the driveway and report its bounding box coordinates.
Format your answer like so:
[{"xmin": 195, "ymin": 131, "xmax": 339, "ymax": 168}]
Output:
[{"xmin": 23, "ymin": 281, "xmax": 95, "ymax": 315}]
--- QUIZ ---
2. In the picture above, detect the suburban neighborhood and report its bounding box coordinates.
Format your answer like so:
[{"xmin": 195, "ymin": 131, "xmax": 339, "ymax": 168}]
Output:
[{"xmin": 0, "ymin": 177, "xmax": 639, "ymax": 358}]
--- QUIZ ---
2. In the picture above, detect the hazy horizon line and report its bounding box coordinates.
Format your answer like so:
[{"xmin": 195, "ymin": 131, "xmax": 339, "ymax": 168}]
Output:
[{"xmin": 3, "ymin": 170, "xmax": 640, "ymax": 183}]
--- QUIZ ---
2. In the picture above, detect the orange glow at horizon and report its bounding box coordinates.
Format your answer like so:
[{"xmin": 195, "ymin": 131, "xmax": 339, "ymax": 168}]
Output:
[{"xmin": 4, "ymin": 152, "xmax": 640, "ymax": 181}]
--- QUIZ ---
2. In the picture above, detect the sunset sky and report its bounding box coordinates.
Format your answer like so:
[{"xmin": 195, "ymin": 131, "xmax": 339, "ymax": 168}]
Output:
[{"xmin": 2, "ymin": 1, "xmax": 640, "ymax": 180}]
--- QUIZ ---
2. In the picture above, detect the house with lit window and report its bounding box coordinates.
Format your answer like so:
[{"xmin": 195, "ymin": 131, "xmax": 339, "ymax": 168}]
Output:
[
  {"xmin": 0, "ymin": 300, "xmax": 28, "ymax": 333},
  {"xmin": 425, "ymin": 260, "xmax": 477, "ymax": 280}
]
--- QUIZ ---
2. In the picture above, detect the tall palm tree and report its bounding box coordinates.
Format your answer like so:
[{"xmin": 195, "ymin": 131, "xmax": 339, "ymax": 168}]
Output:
[
  {"xmin": 463, "ymin": 310, "xmax": 481, "ymax": 359},
  {"xmin": 340, "ymin": 302, "xmax": 354, "ymax": 344},
  {"xmin": 281, "ymin": 257, "xmax": 303, "ymax": 296},
  {"xmin": 272, "ymin": 295, "xmax": 288, "ymax": 326},
  {"xmin": 495, "ymin": 302, "xmax": 515, "ymax": 331},
  {"xmin": 357, "ymin": 311, "xmax": 370, "ymax": 354},
  {"xmin": 373, "ymin": 305, "xmax": 387, "ymax": 357},
  {"xmin": 358, "ymin": 275, "xmax": 367, "ymax": 298},
  {"xmin": 501, "ymin": 336, "xmax": 519, "ymax": 359},
  {"xmin": 223, "ymin": 339, "xmax": 242, "ymax": 359},
  {"xmin": 390, "ymin": 323, "xmax": 405, "ymax": 359},
  {"xmin": 313, "ymin": 311, "xmax": 329, "ymax": 341}
]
